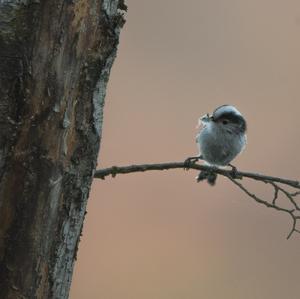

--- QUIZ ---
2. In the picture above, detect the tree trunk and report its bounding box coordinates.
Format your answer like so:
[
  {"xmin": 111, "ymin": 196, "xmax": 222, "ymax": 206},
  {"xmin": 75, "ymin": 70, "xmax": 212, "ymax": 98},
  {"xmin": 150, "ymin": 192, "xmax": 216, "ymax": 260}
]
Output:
[{"xmin": 0, "ymin": 0, "xmax": 125, "ymax": 298}]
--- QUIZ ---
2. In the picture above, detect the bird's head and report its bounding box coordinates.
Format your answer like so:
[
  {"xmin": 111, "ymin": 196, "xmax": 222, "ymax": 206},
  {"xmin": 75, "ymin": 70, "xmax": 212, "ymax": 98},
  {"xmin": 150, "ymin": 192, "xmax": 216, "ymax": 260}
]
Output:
[{"xmin": 200, "ymin": 105, "xmax": 247, "ymax": 134}]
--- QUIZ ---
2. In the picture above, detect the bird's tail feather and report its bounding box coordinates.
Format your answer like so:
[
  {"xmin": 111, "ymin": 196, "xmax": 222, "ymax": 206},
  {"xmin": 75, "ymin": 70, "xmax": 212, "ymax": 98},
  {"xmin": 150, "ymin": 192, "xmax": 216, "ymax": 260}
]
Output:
[{"xmin": 196, "ymin": 171, "xmax": 217, "ymax": 186}]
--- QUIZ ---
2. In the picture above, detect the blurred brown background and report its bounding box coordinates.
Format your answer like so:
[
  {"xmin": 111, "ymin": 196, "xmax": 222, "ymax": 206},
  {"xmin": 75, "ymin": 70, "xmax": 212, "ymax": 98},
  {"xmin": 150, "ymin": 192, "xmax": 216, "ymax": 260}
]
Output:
[{"xmin": 70, "ymin": 0, "xmax": 300, "ymax": 298}]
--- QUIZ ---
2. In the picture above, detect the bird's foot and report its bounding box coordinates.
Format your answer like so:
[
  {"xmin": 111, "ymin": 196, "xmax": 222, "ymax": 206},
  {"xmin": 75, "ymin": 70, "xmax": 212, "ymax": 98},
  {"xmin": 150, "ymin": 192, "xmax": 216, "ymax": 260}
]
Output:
[
  {"xmin": 228, "ymin": 163, "xmax": 238, "ymax": 178},
  {"xmin": 184, "ymin": 155, "xmax": 202, "ymax": 170}
]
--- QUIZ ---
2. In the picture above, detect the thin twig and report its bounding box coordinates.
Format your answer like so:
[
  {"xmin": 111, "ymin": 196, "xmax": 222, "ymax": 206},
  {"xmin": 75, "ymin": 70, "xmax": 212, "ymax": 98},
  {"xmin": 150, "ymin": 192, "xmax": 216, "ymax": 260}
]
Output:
[
  {"xmin": 269, "ymin": 182, "xmax": 299, "ymax": 210},
  {"xmin": 271, "ymin": 183, "xmax": 279, "ymax": 205},
  {"xmin": 291, "ymin": 191, "xmax": 300, "ymax": 197},
  {"xmin": 94, "ymin": 161, "xmax": 300, "ymax": 238},
  {"xmin": 226, "ymin": 177, "xmax": 293, "ymax": 214},
  {"xmin": 94, "ymin": 162, "xmax": 300, "ymax": 189},
  {"xmin": 227, "ymin": 177, "xmax": 299, "ymax": 239}
]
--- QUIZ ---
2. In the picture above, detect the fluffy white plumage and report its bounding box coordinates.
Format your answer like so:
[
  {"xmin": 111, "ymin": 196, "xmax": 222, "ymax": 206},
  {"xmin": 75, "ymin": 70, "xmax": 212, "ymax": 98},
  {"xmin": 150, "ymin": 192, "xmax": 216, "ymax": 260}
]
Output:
[{"xmin": 194, "ymin": 105, "xmax": 247, "ymax": 185}]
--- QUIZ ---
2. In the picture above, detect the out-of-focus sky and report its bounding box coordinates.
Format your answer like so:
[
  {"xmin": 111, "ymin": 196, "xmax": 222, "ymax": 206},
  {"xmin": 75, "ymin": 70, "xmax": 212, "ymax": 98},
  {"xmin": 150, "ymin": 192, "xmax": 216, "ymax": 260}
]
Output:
[{"xmin": 70, "ymin": 1, "xmax": 300, "ymax": 298}]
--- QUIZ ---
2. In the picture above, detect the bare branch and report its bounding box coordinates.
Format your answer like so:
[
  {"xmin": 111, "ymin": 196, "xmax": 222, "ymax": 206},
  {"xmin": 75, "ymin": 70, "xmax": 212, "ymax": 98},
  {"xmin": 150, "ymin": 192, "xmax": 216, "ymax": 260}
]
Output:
[
  {"xmin": 291, "ymin": 191, "xmax": 300, "ymax": 197},
  {"xmin": 94, "ymin": 161, "xmax": 300, "ymax": 238},
  {"xmin": 227, "ymin": 177, "xmax": 293, "ymax": 214},
  {"xmin": 271, "ymin": 183, "xmax": 279, "ymax": 205},
  {"xmin": 268, "ymin": 182, "xmax": 299, "ymax": 211},
  {"xmin": 95, "ymin": 162, "xmax": 300, "ymax": 188},
  {"xmin": 227, "ymin": 177, "xmax": 299, "ymax": 239}
]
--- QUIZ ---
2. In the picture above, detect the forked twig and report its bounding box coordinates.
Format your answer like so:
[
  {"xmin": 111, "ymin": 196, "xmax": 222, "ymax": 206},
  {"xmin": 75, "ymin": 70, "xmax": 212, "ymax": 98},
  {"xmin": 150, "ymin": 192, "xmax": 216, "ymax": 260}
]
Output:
[{"xmin": 94, "ymin": 161, "xmax": 300, "ymax": 238}]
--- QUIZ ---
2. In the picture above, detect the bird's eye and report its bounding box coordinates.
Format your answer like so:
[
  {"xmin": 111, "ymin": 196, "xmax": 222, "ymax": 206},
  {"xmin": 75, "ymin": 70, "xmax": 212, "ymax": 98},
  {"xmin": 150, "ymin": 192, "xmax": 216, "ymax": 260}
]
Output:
[{"xmin": 222, "ymin": 120, "xmax": 229, "ymax": 125}]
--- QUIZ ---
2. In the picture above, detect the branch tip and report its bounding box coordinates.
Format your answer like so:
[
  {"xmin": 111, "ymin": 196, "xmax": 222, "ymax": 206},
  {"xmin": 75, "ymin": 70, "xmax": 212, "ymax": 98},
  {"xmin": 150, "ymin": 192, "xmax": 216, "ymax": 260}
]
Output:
[{"xmin": 94, "ymin": 160, "xmax": 300, "ymax": 238}]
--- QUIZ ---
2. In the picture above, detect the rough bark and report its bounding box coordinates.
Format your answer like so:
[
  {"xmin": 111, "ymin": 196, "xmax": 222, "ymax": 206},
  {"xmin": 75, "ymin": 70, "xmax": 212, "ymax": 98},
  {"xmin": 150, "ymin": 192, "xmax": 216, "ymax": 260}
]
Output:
[{"xmin": 0, "ymin": 0, "xmax": 125, "ymax": 298}]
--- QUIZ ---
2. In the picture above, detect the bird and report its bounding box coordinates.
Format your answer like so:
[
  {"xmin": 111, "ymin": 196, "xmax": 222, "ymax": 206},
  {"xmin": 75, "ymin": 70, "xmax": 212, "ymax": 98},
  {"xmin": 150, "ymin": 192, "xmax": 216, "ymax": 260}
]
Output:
[{"xmin": 185, "ymin": 105, "xmax": 247, "ymax": 186}]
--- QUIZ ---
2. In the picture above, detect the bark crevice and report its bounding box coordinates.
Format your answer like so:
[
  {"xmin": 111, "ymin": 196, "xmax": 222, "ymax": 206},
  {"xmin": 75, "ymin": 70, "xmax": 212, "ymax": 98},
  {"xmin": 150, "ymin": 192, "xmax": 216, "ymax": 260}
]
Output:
[{"xmin": 0, "ymin": 1, "xmax": 125, "ymax": 298}]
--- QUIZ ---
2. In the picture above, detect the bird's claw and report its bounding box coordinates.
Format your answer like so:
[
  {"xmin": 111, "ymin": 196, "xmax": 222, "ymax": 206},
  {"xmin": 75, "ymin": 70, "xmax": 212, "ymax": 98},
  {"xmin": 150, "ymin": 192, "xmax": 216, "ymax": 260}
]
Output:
[
  {"xmin": 228, "ymin": 163, "xmax": 238, "ymax": 178},
  {"xmin": 184, "ymin": 156, "xmax": 200, "ymax": 170}
]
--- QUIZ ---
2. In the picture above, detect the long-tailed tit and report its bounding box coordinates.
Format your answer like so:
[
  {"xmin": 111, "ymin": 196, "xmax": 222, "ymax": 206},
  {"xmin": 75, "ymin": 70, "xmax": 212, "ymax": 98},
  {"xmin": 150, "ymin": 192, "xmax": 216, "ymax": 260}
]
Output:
[{"xmin": 185, "ymin": 105, "xmax": 247, "ymax": 185}]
